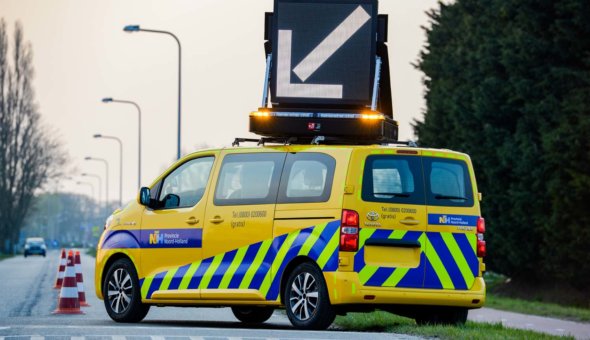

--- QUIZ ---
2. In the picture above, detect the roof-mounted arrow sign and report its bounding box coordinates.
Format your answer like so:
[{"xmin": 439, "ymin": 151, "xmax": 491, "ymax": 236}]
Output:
[{"xmin": 271, "ymin": 0, "xmax": 377, "ymax": 106}]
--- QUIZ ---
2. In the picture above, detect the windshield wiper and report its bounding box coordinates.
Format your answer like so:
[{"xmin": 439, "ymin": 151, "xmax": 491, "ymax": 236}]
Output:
[
  {"xmin": 434, "ymin": 194, "xmax": 467, "ymax": 200},
  {"xmin": 374, "ymin": 192, "xmax": 410, "ymax": 198}
]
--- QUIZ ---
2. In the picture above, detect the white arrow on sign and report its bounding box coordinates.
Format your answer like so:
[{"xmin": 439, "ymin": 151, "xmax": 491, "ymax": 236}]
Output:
[
  {"xmin": 276, "ymin": 5, "xmax": 371, "ymax": 99},
  {"xmin": 293, "ymin": 6, "xmax": 371, "ymax": 82}
]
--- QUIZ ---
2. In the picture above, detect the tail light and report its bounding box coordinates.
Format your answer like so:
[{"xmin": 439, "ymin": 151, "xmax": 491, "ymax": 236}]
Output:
[
  {"xmin": 340, "ymin": 210, "xmax": 359, "ymax": 252},
  {"xmin": 477, "ymin": 217, "xmax": 486, "ymax": 257}
]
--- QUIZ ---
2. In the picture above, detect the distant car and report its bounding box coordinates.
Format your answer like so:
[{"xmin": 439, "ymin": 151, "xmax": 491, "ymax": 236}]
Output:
[{"xmin": 24, "ymin": 237, "xmax": 46, "ymax": 257}]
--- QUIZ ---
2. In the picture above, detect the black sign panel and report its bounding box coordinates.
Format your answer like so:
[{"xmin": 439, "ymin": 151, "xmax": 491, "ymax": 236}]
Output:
[{"xmin": 270, "ymin": 0, "xmax": 377, "ymax": 108}]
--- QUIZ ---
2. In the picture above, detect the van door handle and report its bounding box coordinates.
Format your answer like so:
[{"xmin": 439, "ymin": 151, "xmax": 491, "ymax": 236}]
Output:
[
  {"xmin": 209, "ymin": 216, "xmax": 224, "ymax": 224},
  {"xmin": 185, "ymin": 217, "xmax": 199, "ymax": 225},
  {"xmin": 400, "ymin": 219, "xmax": 420, "ymax": 226}
]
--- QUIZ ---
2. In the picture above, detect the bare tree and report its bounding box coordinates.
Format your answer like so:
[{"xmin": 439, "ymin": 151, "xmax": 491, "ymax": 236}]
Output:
[{"xmin": 0, "ymin": 19, "xmax": 66, "ymax": 253}]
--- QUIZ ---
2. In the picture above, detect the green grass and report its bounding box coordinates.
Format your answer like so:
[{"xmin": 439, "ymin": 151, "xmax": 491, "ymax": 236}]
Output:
[
  {"xmin": 484, "ymin": 272, "xmax": 590, "ymax": 323},
  {"xmin": 486, "ymin": 294, "xmax": 590, "ymax": 323},
  {"xmin": 0, "ymin": 254, "xmax": 14, "ymax": 261},
  {"xmin": 85, "ymin": 247, "xmax": 97, "ymax": 257},
  {"xmin": 335, "ymin": 311, "xmax": 572, "ymax": 339}
]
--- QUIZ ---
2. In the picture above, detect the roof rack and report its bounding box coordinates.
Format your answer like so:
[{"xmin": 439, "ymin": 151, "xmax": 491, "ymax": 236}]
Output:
[
  {"xmin": 232, "ymin": 136, "xmax": 419, "ymax": 147},
  {"xmin": 232, "ymin": 137, "xmax": 297, "ymax": 147}
]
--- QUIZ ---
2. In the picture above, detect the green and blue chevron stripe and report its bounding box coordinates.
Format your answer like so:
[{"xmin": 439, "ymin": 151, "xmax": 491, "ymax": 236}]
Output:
[
  {"xmin": 423, "ymin": 232, "xmax": 478, "ymax": 290},
  {"xmin": 140, "ymin": 220, "xmax": 341, "ymax": 301},
  {"xmin": 354, "ymin": 228, "xmax": 479, "ymax": 290}
]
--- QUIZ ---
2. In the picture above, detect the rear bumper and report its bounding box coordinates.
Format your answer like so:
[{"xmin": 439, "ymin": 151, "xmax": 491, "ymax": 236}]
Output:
[
  {"xmin": 325, "ymin": 272, "xmax": 486, "ymax": 308},
  {"xmin": 25, "ymin": 249, "xmax": 45, "ymax": 255}
]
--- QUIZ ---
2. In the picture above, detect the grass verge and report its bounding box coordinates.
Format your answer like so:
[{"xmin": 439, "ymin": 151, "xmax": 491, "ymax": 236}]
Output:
[
  {"xmin": 485, "ymin": 272, "xmax": 590, "ymax": 323},
  {"xmin": 486, "ymin": 294, "xmax": 590, "ymax": 323},
  {"xmin": 85, "ymin": 247, "xmax": 97, "ymax": 257},
  {"xmin": 0, "ymin": 254, "xmax": 14, "ymax": 261},
  {"xmin": 334, "ymin": 311, "xmax": 573, "ymax": 339}
]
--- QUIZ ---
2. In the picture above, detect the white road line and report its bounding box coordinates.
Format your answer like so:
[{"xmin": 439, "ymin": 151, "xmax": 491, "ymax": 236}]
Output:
[
  {"xmin": 112, "ymin": 336, "xmax": 127, "ymax": 340},
  {"xmin": 31, "ymin": 337, "xmax": 44, "ymax": 340},
  {"xmin": 71, "ymin": 337, "xmax": 84, "ymax": 340},
  {"xmin": 151, "ymin": 336, "xmax": 166, "ymax": 340},
  {"xmin": 189, "ymin": 337, "xmax": 205, "ymax": 340}
]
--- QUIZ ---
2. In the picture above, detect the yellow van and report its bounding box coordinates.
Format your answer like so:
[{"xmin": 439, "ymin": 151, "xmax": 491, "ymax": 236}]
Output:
[{"xmin": 95, "ymin": 144, "xmax": 486, "ymax": 329}]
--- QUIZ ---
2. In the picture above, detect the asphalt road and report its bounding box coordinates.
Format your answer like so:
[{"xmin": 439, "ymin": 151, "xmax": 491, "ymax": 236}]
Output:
[{"xmin": 0, "ymin": 250, "xmax": 418, "ymax": 340}]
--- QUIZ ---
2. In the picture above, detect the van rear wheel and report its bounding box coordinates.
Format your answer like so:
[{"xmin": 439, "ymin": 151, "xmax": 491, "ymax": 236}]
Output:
[
  {"xmin": 231, "ymin": 306, "xmax": 274, "ymax": 324},
  {"xmin": 284, "ymin": 262, "xmax": 335, "ymax": 330},
  {"xmin": 415, "ymin": 307, "xmax": 468, "ymax": 326}
]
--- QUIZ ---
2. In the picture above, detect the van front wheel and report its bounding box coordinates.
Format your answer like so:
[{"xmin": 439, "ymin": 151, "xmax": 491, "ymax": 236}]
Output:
[
  {"xmin": 231, "ymin": 306, "xmax": 274, "ymax": 324},
  {"xmin": 103, "ymin": 258, "xmax": 150, "ymax": 323},
  {"xmin": 284, "ymin": 262, "xmax": 335, "ymax": 330}
]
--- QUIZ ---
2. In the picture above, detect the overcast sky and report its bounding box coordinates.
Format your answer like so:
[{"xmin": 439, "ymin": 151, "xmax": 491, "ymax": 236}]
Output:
[{"xmin": 0, "ymin": 0, "xmax": 440, "ymax": 205}]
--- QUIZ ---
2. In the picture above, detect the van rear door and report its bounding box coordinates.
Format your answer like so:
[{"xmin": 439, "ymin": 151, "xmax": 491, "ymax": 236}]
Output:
[
  {"xmin": 422, "ymin": 153, "xmax": 480, "ymax": 290},
  {"xmin": 345, "ymin": 149, "xmax": 428, "ymax": 289}
]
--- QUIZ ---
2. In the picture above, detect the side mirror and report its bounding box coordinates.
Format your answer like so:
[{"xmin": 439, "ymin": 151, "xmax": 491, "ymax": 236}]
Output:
[{"xmin": 139, "ymin": 187, "xmax": 151, "ymax": 206}]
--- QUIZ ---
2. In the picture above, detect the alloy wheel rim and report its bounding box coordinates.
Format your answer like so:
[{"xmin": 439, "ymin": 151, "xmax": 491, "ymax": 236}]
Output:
[
  {"xmin": 289, "ymin": 272, "xmax": 319, "ymax": 321},
  {"xmin": 107, "ymin": 268, "xmax": 133, "ymax": 314}
]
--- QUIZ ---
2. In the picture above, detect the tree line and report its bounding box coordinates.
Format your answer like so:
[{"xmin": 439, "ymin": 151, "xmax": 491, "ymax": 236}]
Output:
[
  {"xmin": 415, "ymin": 0, "xmax": 590, "ymax": 288},
  {"xmin": 0, "ymin": 19, "xmax": 67, "ymax": 253}
]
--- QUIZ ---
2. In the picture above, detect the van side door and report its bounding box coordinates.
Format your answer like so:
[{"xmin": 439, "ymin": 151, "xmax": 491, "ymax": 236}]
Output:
[
  {"xmin": 200, "ymin": 151, "xmax": 286, "ymax": 300},
  {"xmin": 139, "ymin": 153, "xmax": 217, "ymax": 301}
]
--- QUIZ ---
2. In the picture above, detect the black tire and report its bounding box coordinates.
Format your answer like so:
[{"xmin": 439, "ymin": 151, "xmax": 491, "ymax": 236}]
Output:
[
  {"xmin": 284, "ymin": 262, "xmax": 335, "ymax": 330},
  {"xmin": 415, "ymin": 307, "xmax": 468, "ymax": 326},
  {"xmin": 231, "ymin": 306, "xmax": 274, "ymax": 324},
  {"xmin": 103, "ymin": 258, "xmax": 150, "ymax": 322},
  {"xmin": 24, "ymin": 253, "xmax": 27, "ymax": 258}
]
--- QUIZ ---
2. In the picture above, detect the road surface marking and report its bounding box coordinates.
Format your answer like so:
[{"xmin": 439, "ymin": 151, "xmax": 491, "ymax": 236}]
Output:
[
  {"xmin": 71, "ymin": 337, "xmax": 84, "ymax": 340},
  {"xmin": 151, "ymin": 336, "xmax": 166, "ymax": 340},
  {"xmin": 30, "ymin": 336, "xmax": 44, "ymax": 340}
]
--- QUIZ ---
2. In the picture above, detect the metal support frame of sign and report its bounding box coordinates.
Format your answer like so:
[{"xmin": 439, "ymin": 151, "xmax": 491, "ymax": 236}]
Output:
[
  {"xmin": 371, "ymin": 56, "xmax": 382, "ymax": 111},
  {"xmin": 261, "ymin": 54, "xmax": 272, "ymax": 108}
]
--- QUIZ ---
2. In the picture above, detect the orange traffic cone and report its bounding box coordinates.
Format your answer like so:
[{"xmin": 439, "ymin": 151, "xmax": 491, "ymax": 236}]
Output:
[
  {"xmin": 74, "ymin": 251, "xmax": 89, "ymax": 307},
  {"xmin": 53, "ymin": 250, "xmax": 84, "ymax": 314},
  {"xmin": 53, "ymin": 248, "xmax": 66, "ymax": 289}
]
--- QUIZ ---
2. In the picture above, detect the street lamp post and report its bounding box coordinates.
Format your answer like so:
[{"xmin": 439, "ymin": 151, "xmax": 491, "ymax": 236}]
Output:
[
  {"xmin": 102, "ymin": 98, "xmax": 142, "ymax": 189},
  {"xmin": 92, "ymin": 134, "xmax": 123, "ymax": 207},
  {"xmin": 124, "ymin": 24, "xmax": 182, "ymax": 159},
  {"xmin": 81, "ymin": 173, "xmax": 103, "ymax": 214},
  {"xmin": 84, "ymin": 157, "xmax": 109, "ymax": 211}
]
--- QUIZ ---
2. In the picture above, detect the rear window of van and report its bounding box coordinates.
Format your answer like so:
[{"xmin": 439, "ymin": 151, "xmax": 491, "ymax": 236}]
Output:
[
  {"xmin": 362, "ymin": 155, "xmax": 474, "ymax": 207},
  {"xmin": 361, "ymin": 155, "xmax": 426, "ymax": 205},
  {"xmin": 423, "ymin": 157, "xmax": 474, "ymax": 207}
]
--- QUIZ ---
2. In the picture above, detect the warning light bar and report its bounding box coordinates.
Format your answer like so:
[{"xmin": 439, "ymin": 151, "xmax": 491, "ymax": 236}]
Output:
[{"xmin": 249, "ymin": 109, "xmax": 398, "ymax": 144}]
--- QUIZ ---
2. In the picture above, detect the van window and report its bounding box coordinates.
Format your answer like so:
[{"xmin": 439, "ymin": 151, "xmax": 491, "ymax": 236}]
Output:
[
  {"xmin": 362, "ymin": 155, "xmax": 425, "ymax": 205},
  {"xmin": 157, "ymin": 156, "xmax": 214, "ymax": 209},
  {"xmin": 277, "ymin": 153, "xmax": 335, "ymax": 203},
  {"xmin": 214, "ymin": 153, "xmax": 285, "ymax": 206},
  {"xmin": 424, "ymin": 158, "xmax": 474, "ymax": 207}
]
